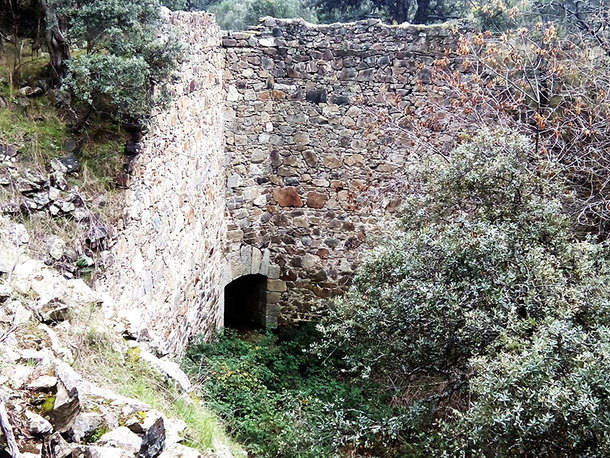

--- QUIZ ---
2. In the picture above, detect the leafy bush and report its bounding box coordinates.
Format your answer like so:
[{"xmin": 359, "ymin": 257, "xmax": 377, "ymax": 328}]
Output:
[
  {"xmin": 450, "ymin": 317, "xmax": 610, "ymax": 456},
  {"xmin": 46, "ymin": 0, "xmax": 183, "ymax": 123},
  {"xmin": 183, "ymin": 326, "xmax": 408, "ymax": 457},
  {"xmin": 314, "ymin": 129, "xmax": 610, "ymax": 455},
  {"xmin": 63, "ymin": 55, "xmax": 151, "ymax": 120}
]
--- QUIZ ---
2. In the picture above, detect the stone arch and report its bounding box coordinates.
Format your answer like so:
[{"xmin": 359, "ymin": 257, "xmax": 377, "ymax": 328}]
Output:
[
  {"xmin": 225, "ymin": 244, "xmax": 285, "ymax": 328},
  {"xmin": 224, "ymin": 274, "xmax": 268, "ymax": 329}
]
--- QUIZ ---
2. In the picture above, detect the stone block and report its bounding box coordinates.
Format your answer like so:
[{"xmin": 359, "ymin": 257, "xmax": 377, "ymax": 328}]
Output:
[
  {"xmin": 302, "ymin": 253, "xmax": 319, "ymax": 269},
  {"xmin": 251, "ymin": 246, "xmax": 262, "ymax": 274},
  {"xmin": 273, "ymin": 187, "xmax": 303, "ymax": 207},
  {"xmin": 266, "ymin": 291, "xmax": 282, "ymax": 304},
  {"xmin": 267, "ymin": 279, "xmax": 287, "ymax": 292},
  {"xmin": 267, "ymin": 265, "xmax": 281, "ymax": 280},
  {"xmin": 322, "ymin": 156, "xmax": 342, "ymax": 169},
  {"xmin": 306, "ymin": 191, "xmax": 328, "ymax": 209}
]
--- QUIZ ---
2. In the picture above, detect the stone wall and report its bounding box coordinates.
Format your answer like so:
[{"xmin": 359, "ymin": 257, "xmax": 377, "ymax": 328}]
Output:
[
  {"xmin": 100, "ymin": 14, "xmax": 461, "ymax": 353},
  {"xmin": 100, "ymin": 12, "xmax": 228, "ymax": 356},
  {"xmin": 223, "ymin": 18, "xmax": 455, "ymax": 324}
]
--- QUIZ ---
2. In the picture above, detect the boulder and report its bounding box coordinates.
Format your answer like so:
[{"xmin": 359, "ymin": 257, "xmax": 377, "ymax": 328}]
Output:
[
  {"xmin": 138, "ymin": 413, "xmax": 165, "ymax": 458},
  {"xmin": 9, "ymin": 365, "xmax": 34, "ymax": 389},
  {"xmin": 158, "ymin": 444, "xmax": 202, "ymax": 458},
  {"xmin": 125, "ymin": 410, "xmax": 162, "ymax": 435},
  {"xmin": 137, "ymin": 349, "xmax": 191, "ymax": 392},
  {"xmin": 42, "ymin": 432, "xmax": 74, "ymax": 458},
  {"xmin": 0, "ymin": 242, "xmax": 22, "ymax": 273},
  {"xmin": 74, "ymin": 446, "xmax": 131, "ymax": 458},
  {"xmin": 50, "ymin": 375, "xmax": 80, "ymax": 433},
  {"xmin": 70, "ymin": 412, "xmax": 105, "ymax": 443},
  {"xmin": 97, "ymin": 427, "xmax": 142, "ymax": 454},
  {"xmin": 47, "ymin": 238, "xmax": 66, "ymax": 261},
  {"xmin": 17, "ymin": 349, "xmax": 52, "ymax": 367},
  {"xmin": 27, "ymin": 376, "xmax": 58, "ymax": 392},
  {"xmin": 163, "ymin": 419, "xmax": 186, "ymax": 447},
  {"xmin": 25, "ymin": 410, "xmax": 53, "ymax": 436}
]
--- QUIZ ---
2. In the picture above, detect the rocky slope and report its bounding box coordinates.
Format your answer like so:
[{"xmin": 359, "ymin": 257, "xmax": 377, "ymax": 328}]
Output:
[{"xmin": 0, "ymin": 216, "xmax": 238, "ymax": 458}]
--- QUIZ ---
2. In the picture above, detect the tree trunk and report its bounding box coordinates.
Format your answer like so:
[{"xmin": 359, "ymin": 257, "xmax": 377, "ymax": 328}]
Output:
[
  {"xmin": 393, "ymin": 0, "xmax": 411, "ymax": 24},
  {"xmin": 413, "ymin": 0, "xmax": 431, "ymax": 24},
  {"xmin": 41, "ymin": 0, "xmax": 70, "ymax": 82},
  {"xmin": 45, "ymin": 27, "xmax": 70, "ymax": 80}
]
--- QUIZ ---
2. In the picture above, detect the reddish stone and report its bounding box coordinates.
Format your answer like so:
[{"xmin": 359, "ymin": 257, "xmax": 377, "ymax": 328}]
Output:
[
  {"xmin": 306, "ymin": 191, "xmax": 328, "ymax": 209},
  {"xmin": 273, "ymin": 187, "xmax": 303, "ymax": 207},
  {"xmin": 330, "ymin": 180, "xmax": 344, "ymax": 191},
  {"xmin": 351, "ymin": 179, "xmax": 368, "ymax": 191},
  {"xmin": 281, "ymin": 270, "xmax": 298, "ymax": 281},
  {"xmin": 317, "ymin": 248, "xmax": 330, "ymax": 259},
  {"xmin": 258, "ymin": 90, "xmax": 287, "ymax": 101},
  {"xmin": 342, "ymin": 221, "xmax": 355, "ymax": 231}
]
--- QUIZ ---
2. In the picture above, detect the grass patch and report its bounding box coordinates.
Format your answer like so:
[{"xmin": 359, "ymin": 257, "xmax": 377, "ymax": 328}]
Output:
[
  {"xmin": 120, "ymin": 379, "xmax": 220, "ymax": 451},
  {"xmin": 0, "ymin": 82, "xmax": 127, "ymax": 183},
  {"xmin": 0, "ymin": 94, "xmax": 67, "ymax": 166},
  {"xmin": 68, "ymin": 307, "xmax": 243, "ymax": 456}
]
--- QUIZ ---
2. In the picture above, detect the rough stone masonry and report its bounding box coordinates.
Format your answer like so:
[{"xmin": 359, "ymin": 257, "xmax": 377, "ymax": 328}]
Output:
[{"xmin": 102, "ymin": 12, "xmax": 458, "ymax": 355}]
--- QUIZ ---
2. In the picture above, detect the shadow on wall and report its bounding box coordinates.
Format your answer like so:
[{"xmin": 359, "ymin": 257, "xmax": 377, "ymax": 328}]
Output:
[{"xmin": 224, "ymin": 274, "xmax": 268, "ymax": 329}]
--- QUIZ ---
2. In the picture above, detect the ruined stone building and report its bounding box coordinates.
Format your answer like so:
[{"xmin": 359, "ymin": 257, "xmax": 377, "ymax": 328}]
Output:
[{"xmin": 101, "ymin": 12, "xmax": 456, "ymax": 355}]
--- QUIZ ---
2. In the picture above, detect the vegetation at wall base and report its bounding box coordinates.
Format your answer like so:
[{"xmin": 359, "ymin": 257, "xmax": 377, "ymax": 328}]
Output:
[
  {"xmin": 183, "ymin": 325, "xmax": 425, "ymax": 457},
  {"xmin": 187, "ymin": 129, "xmax": 610, "ymax": 457}
]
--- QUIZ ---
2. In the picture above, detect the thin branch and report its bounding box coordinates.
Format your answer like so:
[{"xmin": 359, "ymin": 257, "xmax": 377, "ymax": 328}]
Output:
[{"xmin": 0, "ymin": 395, "xmax": 19, "ymax": 458}]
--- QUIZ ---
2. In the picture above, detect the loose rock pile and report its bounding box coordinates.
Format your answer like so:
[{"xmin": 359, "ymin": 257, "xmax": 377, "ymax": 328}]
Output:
[
  {"xmin": 0, "ymin": 145, "xmax": 109, "ymax": 276},
  {"xmin": 1, "ymin": 144, "xmax": 92, "ymax": 219}
]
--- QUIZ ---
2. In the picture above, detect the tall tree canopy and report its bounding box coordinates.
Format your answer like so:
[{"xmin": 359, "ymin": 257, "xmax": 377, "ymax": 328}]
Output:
[{"xmin": 310, "ymin": 0, "xmax": 467, "ymax": 24}]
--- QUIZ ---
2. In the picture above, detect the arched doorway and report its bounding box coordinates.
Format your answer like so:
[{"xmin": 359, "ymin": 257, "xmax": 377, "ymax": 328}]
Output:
[{"xmin": 224, "ymin": 274, "xmax": 267, "ymax": 329}]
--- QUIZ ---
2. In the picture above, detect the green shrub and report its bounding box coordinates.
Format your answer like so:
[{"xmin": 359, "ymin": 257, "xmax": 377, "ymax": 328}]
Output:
[
  {"xmin": 449, "ymin": 317, "xmax": 610, "ymax": 456},
  {"xmin": 317, "ymin": 131, "xmax": 571, "ymax": 381},
  {"xmin": 47, "ymin": 0, "xmax": 183, "ymax": 123},
  {"xmin": 315, "ymin": 129, "xmax": 610, "ymax": 455},
  {"xmin": 183, "ymin": 327, "xmax": 405, "ymax": 457},
  {"xmin": 63, "ymin": 55, "xmax": 151, "ymax": 121}
]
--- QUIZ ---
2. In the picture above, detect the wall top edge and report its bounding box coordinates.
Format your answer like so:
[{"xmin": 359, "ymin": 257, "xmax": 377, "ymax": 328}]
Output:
[{"xmin": 222, "ymin": 16, "xmax": 473, "ymax": 38}]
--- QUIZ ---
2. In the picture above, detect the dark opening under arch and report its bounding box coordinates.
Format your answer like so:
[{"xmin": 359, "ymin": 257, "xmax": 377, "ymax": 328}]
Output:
[{"xmin": 224, "ymin": 274, "xmax": 267, "ymax": 329}]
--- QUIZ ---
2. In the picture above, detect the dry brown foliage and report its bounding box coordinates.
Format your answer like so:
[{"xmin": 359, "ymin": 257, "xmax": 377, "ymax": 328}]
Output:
[{"xmin": 417, "ymin": 10, "xmax": 610, "ymax": 237}]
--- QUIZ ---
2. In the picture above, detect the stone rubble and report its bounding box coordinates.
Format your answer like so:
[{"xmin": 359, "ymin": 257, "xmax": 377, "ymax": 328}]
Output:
[{"xmin": 0, "ymin": 145, "xmax": 111, "ymax": 277}]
